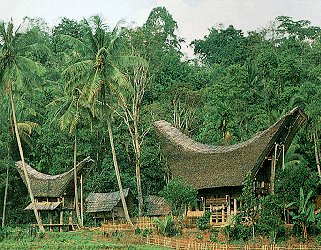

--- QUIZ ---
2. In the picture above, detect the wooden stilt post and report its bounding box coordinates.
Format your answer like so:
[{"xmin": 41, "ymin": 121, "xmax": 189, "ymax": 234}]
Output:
[
  {"xmin": 234, "ymin": 198, "xmax": 237, "ymax": 215},
  {"xmin": 222, "ymin": 205, "xmax": 225, "ymax": 223},
  {"xmin": 227, "ymin": 195, "xmax": 230, "ymax": 223},
  {"xmin": 69, "ymin": 210, "xmax": 73, "ymax": 231},
  {"xmin": 49, "ymin": 212, "xmax": 53, "ymax": 232},
  {"xmin": 60, "ymin": 210, "xmax": 64, "ymax": 232},
  {"xmin": 80, "ymin": 174, "xmax": 84, "ymax": 227},
  {"xmin": 270, "ymin": 143, "xmax": 278, "ymax": 194}
]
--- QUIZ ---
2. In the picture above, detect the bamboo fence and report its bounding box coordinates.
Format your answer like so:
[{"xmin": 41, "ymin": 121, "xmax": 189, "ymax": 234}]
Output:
[
  {"xmin": 100, "ymin": 217, "xmax": 156, "ymax": 233},
  {"xmin": 146, "ymin": 235, "xmax": 320, "ymax": 250}
]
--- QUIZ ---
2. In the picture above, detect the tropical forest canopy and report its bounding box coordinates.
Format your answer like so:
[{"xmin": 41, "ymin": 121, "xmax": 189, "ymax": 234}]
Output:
[{"xmin": 0, "ymin": 8, "xmax": 320, "ymax": 224}]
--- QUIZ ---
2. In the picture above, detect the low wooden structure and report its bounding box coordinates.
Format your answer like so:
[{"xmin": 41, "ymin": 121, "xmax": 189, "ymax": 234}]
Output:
[
  {"xmin": 86, "ymin": 188, "xmax": 135, "ymax": 224},
  {"xmin": 145, "ymin": 195, "xmax": 171, "ymax": 217},
  {"xmin": 16, "ymin": 156, "xmax": 94, "ymax": 231},
  {"xmin": 154, "ymin": 107, "xmax": 307, "ymax": 226}
]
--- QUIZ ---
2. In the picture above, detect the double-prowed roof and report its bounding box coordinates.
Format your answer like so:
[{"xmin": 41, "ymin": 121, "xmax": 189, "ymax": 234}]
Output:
[
  {"xmin": 154, "ymin": 107, "xmax": 306, "ymax": 190},
  {"xmin": 16, "ymin": 156, "xmax": 94, "ymax": 198}
]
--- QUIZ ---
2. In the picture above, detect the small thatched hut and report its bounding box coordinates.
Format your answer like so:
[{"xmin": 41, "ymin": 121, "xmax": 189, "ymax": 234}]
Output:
[
  {"xmin": 145, "ymin": 195, "xmax": 171, "ymax": 217},
  {"xmin": 154, "ymin": 107, "xmax": 306, "ymax": 225},
  {"xmin": 16, "ymin": 156, "xmax": 94, "ymax": 231},
  {"xmin": 86, "ymin": 188, "xmax": 135, "ymax": 224}
]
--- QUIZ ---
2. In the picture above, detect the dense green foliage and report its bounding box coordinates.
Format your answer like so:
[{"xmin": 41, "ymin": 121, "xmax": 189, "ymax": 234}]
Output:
[
  {"xmin": 0, "ymin": 10, "xmax": 320, "ymax": 237},
  {"xmin": 161, "ymin": 178, "xmax": 197, "ymax": 217}
]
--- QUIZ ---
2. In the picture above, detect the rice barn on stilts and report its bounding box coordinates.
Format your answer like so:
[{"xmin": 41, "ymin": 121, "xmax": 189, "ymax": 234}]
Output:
[
  {"xmin": 16, "ymin": 156, "xmax": 94, "ymax": 231},
  {"xmin": 154, "ymin": 107, "xmax": 307, "ymax": 226}
]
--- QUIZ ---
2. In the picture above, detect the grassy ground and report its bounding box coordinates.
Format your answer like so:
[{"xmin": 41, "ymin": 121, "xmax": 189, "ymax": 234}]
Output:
[{"xmin": 0, "ymin": 228, "xmax": 169, "ymax": 250}]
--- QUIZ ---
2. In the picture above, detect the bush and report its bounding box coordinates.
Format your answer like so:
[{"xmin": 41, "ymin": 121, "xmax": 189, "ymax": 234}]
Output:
[
  {"xmin": 196, "ymin": 234, "xmax": 203, "ymax": 240},
  {"xmin": 142, "ymin": 228, "xmax": 152, "ymax": 237},
  {"xmin": 134, "ymin": 227, "xmax": 141, "ymax": 235},
  {"xmin": 230, "ymin": 224, "xmax": 251, "ymax": 241},
  {"xmin": 161, "ymin": 178, "xmax": 197, "ymax": 217},
  {"xmin": 154, "ymin": 215, "xmax": 177, "ymax": 237},
  {"xmin": 209, "ymin": 234, "xmax": 218, "ymax": 243},
  {"xmin": 316, "ymin": 235, "xmax": 321, "ymax": 245},
  {"xmin": 197, "ymin": 211, "xmax": 211, "ymax": 230}
]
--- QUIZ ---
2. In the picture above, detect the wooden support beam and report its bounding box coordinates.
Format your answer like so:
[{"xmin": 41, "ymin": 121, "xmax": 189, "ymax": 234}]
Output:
[
  {"xmin": 270, "ymin": 144, "xmax": 278, "ymax": 194},
  {"xmin": 222, "ymin": 205, "xmax": 225, "ymax": 223},
  {"xmin": 49, "ymin": 212, "xmax": 53, "ymax": 232},
  {"xmin": 233, "ymin": 198, "xmax": 237, "ymax": 215},
  {"xmin": 59, "ymin": 211, "xmax": 64, "ymax": 232},
  {"xmin": 227, "ymin": 195, "xmax": 230, "ymax": 223},
  {"xmin": 69, "ymin": 210, "xmax": 73, "ymax": 231}
]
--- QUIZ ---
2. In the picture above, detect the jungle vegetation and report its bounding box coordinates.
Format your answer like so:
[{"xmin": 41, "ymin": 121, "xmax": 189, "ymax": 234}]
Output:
[{"xmin": 0, "ymin": 7, "xmax": 320, "ymax": 241}]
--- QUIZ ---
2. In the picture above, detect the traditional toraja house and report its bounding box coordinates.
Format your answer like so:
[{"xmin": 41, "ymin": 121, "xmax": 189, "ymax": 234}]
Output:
[
  {"xmin": 145, "ymin": 195, "xmax": 171, "ymax": 217},
  {"xmin": 86, "ymin": 188, "xmax": 135, "ymax": 224},
  {"xmin": 16, "ymin": 156, "xmax": 94, "ymax": 231},
  {"xmin": 154, "ymin": 107, "xmax": 307, "ymax": 226}
]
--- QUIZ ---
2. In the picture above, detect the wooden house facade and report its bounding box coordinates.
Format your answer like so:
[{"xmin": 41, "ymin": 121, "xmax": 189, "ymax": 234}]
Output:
[
  {"xmin": 86, "ymin": 188, "xmax": 135, "ymax": 224},
  {"xmin": 154, "ymin": 107, "xmax": 307, "ymax": 226},
  {"xmin": 16, "ymin": 156, "xmax": 94, "ymax": 231}
]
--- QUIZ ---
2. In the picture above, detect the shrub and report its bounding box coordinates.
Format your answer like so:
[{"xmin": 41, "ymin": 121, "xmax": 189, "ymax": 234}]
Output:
[
  {"xmin": 210, "ymin": 234, "xmax": 218, "ymax": 243},
  {"xmin": 230, "ymin": 224, "xmax": 251, "ymax": 241},
  {"xmin": 316, "ymin": 235, "xmax": 321, "ymax": 245},
  {"xmin": 197, "ymin": 211, "xmax": 212, "ymax": 230},
  {"xmin": 196, "ymin": 234, "xmax": 203, "ymax": 240},
  {"xmin": 161, "ymin": 178, "xmax": 197, "ymax": 217},
  {"xmin": 256, "ymin": 195, "xmax": 284, "ymax": 244},
  {"xmin": 134, "ymin": 227, "xmax": 141, "ymax": 235},
  {"xmin": 154, "ymin": 215, "xmax": 177, "ymax": 237},
  {"xmin": 142, "ymin": 228, "xmax": 153, "ymax": 237}
]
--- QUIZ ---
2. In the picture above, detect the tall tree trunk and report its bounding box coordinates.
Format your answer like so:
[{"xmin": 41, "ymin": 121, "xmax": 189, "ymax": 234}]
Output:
[
  {"xmin": 107, "ymin": 119, "xmax": 132, "ymax": 225},
  {"xmin": 73, "ymin": 132, "xmax": 82, "ymax": 227},
  {"xmin": 9, "ymin": 86, "xmax": 45, "ymax": 233},
  {"xmin": 313, "ymin": 132, "xmax": 321, "ymax": 177},
  {"xmin": 2, "ymin": 147, "xmax": 9, "ymax": 228},
  {"xmin": 134, "ymin": 119, "xmax": 143, "ymax": 217}
]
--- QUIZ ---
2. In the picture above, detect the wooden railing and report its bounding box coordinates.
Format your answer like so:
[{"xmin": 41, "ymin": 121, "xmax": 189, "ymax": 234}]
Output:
[{"xmin": 186, "ymin": 210, "xmax": 204, "ymax": 218}]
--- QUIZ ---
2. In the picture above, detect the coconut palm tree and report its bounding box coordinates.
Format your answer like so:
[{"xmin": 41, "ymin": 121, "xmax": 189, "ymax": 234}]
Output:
[
  {"xmin": 0, "ymin": 20, "xmax": 45, "ymax": 232},
  {"xmin": 48, "ymin": 84, "xmax": 94, "ymax": 227},
  {"xmin": 63, "ymin": 16, "xmax": 143, "ymax": 225}
]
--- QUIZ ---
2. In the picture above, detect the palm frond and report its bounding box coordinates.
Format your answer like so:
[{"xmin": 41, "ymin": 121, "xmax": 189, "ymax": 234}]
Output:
[
  {"xmin": 63, "ymin": 59, "xmax": 93, "ymax": 86},
  {"xmin": 16, "ymin": 55, "xmax": 44, "ymax": 76},
  {"xmin": 20, "ymin": 42, "xmax": 51, "ymax": 56},
  {"xmin": 60, "ymin": 34, "xmax": 90, "ymax": 54},
  {"xmin": 17, "ymin": 121, "xmax": 39, "ymax": 135}
]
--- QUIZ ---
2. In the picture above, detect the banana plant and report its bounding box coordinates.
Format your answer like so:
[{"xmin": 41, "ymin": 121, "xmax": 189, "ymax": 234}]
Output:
[{"xmin": 287, "ymin": 188, "xmax": 319, "ymax": 240}]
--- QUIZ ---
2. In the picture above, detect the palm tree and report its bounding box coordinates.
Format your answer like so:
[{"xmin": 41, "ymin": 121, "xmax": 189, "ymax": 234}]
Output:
[
  {"xmin": 48, "ymin": 86, "xmax": 82, "ymax": 227},
  {"xmin": 0, "ymin": 20, "xmax": 46, "ymax": 232},
  {"xmin": 63, "ymin": 16, "xmax": 141, "ymax": 225},
  {"xmin": 48, "ymin": 85, "xmax": 94, "ymax": 227}
]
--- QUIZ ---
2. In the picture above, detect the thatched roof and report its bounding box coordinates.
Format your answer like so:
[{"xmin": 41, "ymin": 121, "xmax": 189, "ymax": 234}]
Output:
[
  {"xmin": 86, "ymin": 188, "xmax": 130, "ymax": 213},
  {"xmin": 145, "ymin": 195, "xmax": 171, "ymax": 216},
  {"xmin": 16, "ymin": 156, "xmax": 94, "ymax": 198},
  {"xmin": 154, "ymin": 107, "xmax": 306, "ymax": 190}
]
